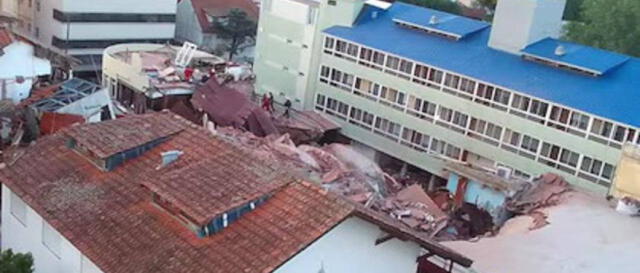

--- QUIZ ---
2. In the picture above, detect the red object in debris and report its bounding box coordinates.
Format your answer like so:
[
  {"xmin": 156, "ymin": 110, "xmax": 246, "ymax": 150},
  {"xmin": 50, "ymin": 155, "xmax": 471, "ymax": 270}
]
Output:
[
  {"xmin": 39, "ymin": 112, "xmax": 85, "ymax": 135},
  {"xmin": 453, "ymin": 176, "xmax": 469, "ymax": 208},
  {"xmin": 184, "ymin": 67, "xmax": 194, "ymax": 81}
]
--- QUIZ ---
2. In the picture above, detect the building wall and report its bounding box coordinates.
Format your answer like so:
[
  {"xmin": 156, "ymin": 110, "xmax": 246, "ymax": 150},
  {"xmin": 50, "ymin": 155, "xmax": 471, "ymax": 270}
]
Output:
[
  {"xmin": 1, "ymin": 184, "xmax": 104, "ymax": 273},
  {"xmin": 611, "ymin": 145, "xmax": 640, "ymax": 199},
  {"xmin": 175, "ymin": 0, "xmax": 205, "ymax": 46},
  {"xmin": 274, "ymin": 217, "xmax": 422, "ymax": 273},
  {"xmin": 0, "ymin": 41, "xmax": 51, "ymax": 102},
  {"xmin": 33, "ymin": 0, "xmax": 176, "ymax": 72},
  {"xmin": 56, "ymin": 88, "xmax": 115, "ymax": 122},
  {"xmin": 254, "ymin": 0, "xmax": 318, "ymax": 109},
  {"xmin": 447, "ymin": 173, "xmax": 510, "ymax": 224}
]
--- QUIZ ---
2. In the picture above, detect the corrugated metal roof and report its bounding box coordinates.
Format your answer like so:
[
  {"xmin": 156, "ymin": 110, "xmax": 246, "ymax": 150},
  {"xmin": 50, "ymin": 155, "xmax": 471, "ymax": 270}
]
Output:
[
  {"xmin": 324, "ymin": 2, "xmax": 640, "ymax": 127},
  {"xmin": 522, "ymin": 38, "xmax": 630, "ymax": 75}
]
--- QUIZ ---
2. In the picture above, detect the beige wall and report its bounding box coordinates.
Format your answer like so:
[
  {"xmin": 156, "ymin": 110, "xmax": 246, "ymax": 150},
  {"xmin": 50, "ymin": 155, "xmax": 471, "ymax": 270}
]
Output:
[{"xmin": 612, "ymin": 145, "xmax": 640, "ymax": 199}]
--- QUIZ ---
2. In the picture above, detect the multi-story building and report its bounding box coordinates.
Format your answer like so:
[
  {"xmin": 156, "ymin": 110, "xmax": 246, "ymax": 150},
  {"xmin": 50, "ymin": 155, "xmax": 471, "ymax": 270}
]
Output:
[
  {"xmin": 32, "ymin": 0, "xmax": 177, "ymax": 76},
  {"xmin": 255, "ymin": 0, "xmax": 640, "ymax": 194}
]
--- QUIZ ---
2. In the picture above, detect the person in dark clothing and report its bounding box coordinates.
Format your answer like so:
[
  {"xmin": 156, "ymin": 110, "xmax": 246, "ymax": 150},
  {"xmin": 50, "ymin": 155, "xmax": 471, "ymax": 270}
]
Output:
[
  {"xmin": 283, "ymin": 99, "xmax": 292, "ymax": 118},
  {"xmin": 268, "ymin": 92, "xmax": 275, "ymax": 113}
]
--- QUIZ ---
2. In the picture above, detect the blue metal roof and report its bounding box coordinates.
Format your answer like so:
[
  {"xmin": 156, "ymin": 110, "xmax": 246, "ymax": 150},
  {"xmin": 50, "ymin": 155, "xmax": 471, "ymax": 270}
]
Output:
[
  {"xmin": 324, "ymin": 2, "xmax": 640, "ymax": 127},
  {"xmin": 522, "ymin": 38, "xmax": 630, "ymax": 75},
  {"xmin": 33, "ymin": 78, "xmax": 102, "ymax": 112},
  {"xmin": 392, "ymin": 6, "xmax": 489, "ymax": 39}
]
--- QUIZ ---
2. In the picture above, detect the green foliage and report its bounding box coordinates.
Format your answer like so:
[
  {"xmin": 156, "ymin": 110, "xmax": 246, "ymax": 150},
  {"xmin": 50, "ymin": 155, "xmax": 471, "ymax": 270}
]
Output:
[
  {"xmin": 211, "ymin": 9, "xmax": 257, "ymax": 60},
  {"xmin": 564, "ymin": 0, "xmax": 640, "ymax": 57},
  {"xmin": 563, "ymin": 0, "xmax": 585, "ymax": 21},
  {"xmin": 0, "ymin": 249, "xmax": 34, "ymax": 273},
  {"xmin": 399, "ymin": 0, "xmax": 462, "ymax": 15},
  {"xmin": 476, "ymin": 0, "xmax": 497, "ymax": 10}
]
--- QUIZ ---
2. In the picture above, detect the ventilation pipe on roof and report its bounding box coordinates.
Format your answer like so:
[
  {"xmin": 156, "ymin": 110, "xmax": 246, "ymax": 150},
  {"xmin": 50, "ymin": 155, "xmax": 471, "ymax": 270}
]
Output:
[
  {"xmin": 371, "ymin": 11, "xmax": 379, "ymax": 19},
  {"xmin": 429, "ymin": 15, "xmax": 439, "ymax": 25},
  {"xmin": 554, "ymin": 45, "xmax": 566, "ymax": 56},
  {"xmin": 157, "ymin": 150, "xmax": 183, "ymax": 169}
]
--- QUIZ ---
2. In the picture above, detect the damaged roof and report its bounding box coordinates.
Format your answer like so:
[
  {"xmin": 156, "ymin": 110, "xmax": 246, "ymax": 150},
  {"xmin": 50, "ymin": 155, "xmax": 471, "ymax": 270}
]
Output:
[{"xmin": 0, "ymin": 111, "xmax": 472, "ymax": 272}]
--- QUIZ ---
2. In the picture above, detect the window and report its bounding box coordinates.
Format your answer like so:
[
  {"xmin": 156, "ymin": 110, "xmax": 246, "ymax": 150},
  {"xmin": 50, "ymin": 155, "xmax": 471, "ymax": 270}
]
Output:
[
  {"xmin": 520, "ymin": 135, "xmax": 540, "ymax": 154},
  {"xmin": 43, "ymin": 221, "xmax": 62, "ymax": 258},
  {"xmin": 590, "ymin": 119, "xmax": 613, "ymax": 138},
  {"xmin": 459, "ymin": 78, "xmax": 476, "ymax": 95},
  {"xmin": 349, "ymin": 107, "xmax": 374, "ymax": 128},
  {"xmin": 10, "ymin": 191, "xmax": 27, "ymax": 225},
  {"xmin": 402, "ymin": 128, "xmax": 430, "ymax": 151},
  {"xmin": 408, "ymin": 96, "xmax": 437, "ymax": 120},
  {"xmin": 559, "ymin": 149, "xmax": 580, "ymax": 168},
  {"xmin": 451, "ymin": 111, "xmax": 469, "ymax": 129},
  {"xmin": 503, "ymin": 129, "xmax": 521, "ymax": 147},
  {"xmin": 580, "ymin": 156, "xmax": 615, "ymax": 183},
  {"xmin": 437, "ymin": 107, "xmax": 453, "ymax": 122},
  {"xmin": 385, "ymin": 56, "xmax": 400, "ymax": 72},
  {"xmin": 398, "ymin": 59, "xmax": 413, "ymax": 74},
  {"xmin": 444, "ymin": 74, "xmax": 460, "ymax": 89},
  {"xmin": 324, "ymin": 37, "xmax": 335, "ymax": 51},
  {"xmin": 374, "ymin": 117, "xmax": 401, "ymax": 138},
  {"xmin": 569, "ymin": 112, "xmax": 589, "ymax": 130},
  {"xmin": 414, "ymin": 64, "xmax": 429, "ymax": 80},
  {"xmin": 428, "ymin": 68, "xmax": 444, "ymax": 84}
]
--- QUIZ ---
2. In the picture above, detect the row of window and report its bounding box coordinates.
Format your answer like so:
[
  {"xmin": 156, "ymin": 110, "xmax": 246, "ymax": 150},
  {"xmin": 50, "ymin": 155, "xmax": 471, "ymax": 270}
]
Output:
[
  {"xmin": 500, "ymin": 128, "xmax": 615, "ymax": 185},
  {"xmin": 322, "ymin": 35, "xmax": 640, "ymax": 150},
  {"xmin": 318, "ymin": 66, "xmax": 616, "ymax": 186},
  {"xmin": 10, "ymin": 191, "xmax": 63, "ymax": 258},
  {"xmin": 316, "ymin": 94, "xmax": 463, "ymax": 161}
]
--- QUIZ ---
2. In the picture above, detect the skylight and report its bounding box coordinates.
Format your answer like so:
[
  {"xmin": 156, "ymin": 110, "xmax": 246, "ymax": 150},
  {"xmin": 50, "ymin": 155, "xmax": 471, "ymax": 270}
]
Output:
[
  {"xmin": 521, "ymin": 38, "xmax": 630, "ymax": 76},
  {"xmin": 392, "ymin": 8, "xmax": 489, "ymax": 40}
]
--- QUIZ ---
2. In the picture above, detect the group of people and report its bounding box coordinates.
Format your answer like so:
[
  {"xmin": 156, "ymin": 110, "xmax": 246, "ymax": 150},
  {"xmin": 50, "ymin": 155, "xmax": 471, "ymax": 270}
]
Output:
[{"xmin": 261, "ymin": 93, "xmax": 292, "ymax": 118}]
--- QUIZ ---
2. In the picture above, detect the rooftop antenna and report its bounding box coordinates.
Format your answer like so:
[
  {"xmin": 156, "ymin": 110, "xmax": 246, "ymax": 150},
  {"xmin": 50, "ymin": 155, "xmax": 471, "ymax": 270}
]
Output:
[
  {"xmin": 554, "ymin": 45, "xmax": 566, "ymax": 56},
  {"xmin": 429, "ymin": 15, "xmax": 439, "ymax": 25}
]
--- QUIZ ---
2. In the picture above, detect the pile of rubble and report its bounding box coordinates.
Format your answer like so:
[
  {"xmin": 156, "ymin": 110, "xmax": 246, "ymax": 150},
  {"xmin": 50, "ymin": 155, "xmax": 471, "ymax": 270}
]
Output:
[
  {"xmin": 504, "ymin": 173, "xmax": 572, "ymax": 231},
  {"xmin": 216, "ymin": 128, "xmax": 450, "ymax": 234},
  {"xmin": 216, "ymin": 127, "xmax": 574, "ymax": 239}
]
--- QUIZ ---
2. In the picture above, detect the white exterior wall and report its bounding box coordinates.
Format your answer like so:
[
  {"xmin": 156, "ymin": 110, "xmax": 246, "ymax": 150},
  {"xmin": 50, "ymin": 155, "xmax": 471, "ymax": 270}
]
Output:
[
  {"xmin": 489, "ymin": 0, "xmax": 566, "ymax": 54},
  {"xmin": 175, "ymin": 0, "xmax": 205, "ymax": 46},
  {"xmin": 1, "ymin": 185, "xmax": 104, "ymax": 273},
  {"xmin": 274, "ymin": 217, "xmax": 422, "ymax": 273},
  {"xmin": 33, "ymin": 0, "xmax": 176, "ymax": 71},
  {"xmin": 0, "ymin": 41, "xmax": 51, "ymax": 103},
  {"xmin": 56, "ymin": 88, "xmax": 115, "ymax": 122}
]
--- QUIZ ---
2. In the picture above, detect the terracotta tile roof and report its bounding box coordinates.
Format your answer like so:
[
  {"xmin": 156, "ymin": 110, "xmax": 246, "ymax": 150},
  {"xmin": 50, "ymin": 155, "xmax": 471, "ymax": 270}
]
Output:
[
  {"xmin": 64, "ymin": 112, "xmax": 188, "ymax": 158},
  {"xmin": 142, "ymin": 151, "xmax": 290, "ymax": 225},
  {"xmin": 190, "ymin": 0, "xmax": 259, "ymax": 33},
  {"xmin": 0, "ymin": 111, "xmax": 472, "ymax": 273}
]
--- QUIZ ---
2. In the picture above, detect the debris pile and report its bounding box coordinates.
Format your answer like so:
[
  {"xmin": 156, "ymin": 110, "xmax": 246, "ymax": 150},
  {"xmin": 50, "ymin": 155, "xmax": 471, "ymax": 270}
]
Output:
[
  {"xmin": 374, "ymin": 184, "xmax": 448, "ymax": 235},
  {"xmin": 505, "ymin": 173, "xmax": 571, "ymax": 230}
]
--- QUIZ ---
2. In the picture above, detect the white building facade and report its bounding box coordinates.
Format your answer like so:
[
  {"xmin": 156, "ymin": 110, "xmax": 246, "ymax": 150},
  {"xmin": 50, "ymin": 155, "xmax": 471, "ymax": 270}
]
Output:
[
  {"xmin": 1, "ymin": 185, "xmax": 103, "ymax": 273},
  {"xmin": 0, "ymin": 39, "xmax": 51, "ymax": 103},
  {"xmin": 32, "ymin": 0, "xmax": 177, "ymax": 73}
]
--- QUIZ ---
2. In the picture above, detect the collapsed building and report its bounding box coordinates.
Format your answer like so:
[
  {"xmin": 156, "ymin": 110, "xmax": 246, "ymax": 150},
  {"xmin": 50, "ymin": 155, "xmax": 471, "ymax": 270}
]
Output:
[{"xmin": 0, "ymin": 111, "xmax": 474, "ymax": 273}]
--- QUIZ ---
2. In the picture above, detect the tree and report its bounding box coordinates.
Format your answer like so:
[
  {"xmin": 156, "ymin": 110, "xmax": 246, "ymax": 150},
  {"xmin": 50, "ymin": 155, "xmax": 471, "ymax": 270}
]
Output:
[
  {"xmin": 399, "ymin": 0, "xmax": 462, "ymax": 15},
  {"xmin": 564, "ymin": 0, "xmax": 640, "ymax": 57},
  {"xmin": 476, "ymin": 0, "xmax": 496, "ymax": 11},
  {"xmin": 212, "ymin": 9, "xmax": 257, "ymax": 61},
  {"xmin": 563, "ymin": 0, "xmax": 585, "ymax": 21},
  {"xmin": 0, "ymin": 249, "xmax": 34, "ymax": 273}
]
